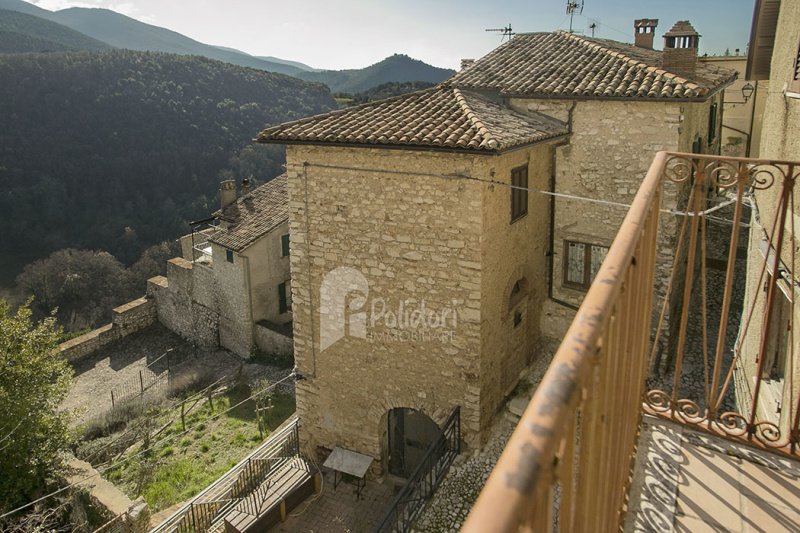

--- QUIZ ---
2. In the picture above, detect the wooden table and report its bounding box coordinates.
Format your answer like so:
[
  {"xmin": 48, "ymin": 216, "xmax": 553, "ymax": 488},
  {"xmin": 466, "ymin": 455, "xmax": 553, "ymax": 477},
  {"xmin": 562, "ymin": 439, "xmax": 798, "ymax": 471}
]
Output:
[{"xmin": 323, "ymin": 447, "xmax": 373, "ymax": 500}]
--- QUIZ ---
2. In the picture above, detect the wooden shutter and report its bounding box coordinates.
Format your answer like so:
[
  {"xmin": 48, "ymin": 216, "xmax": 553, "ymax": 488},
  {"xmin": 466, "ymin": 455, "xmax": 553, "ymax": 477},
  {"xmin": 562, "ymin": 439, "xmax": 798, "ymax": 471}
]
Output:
[
  {"xmin": 745, "ymin": 0, "xmax": 780, "ymax": 80},
  {"xmin": 281, "ymin": 234, "xmax": 290, "ymax": 257},
  {"xmin": 278, "ymin": 282, "xmax": 287, "ymax": 314}
]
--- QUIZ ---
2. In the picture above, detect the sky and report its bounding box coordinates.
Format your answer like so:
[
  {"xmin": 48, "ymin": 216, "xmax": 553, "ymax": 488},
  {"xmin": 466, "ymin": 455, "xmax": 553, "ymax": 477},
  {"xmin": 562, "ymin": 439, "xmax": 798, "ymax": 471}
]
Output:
[{"xmin": 26, "ymin": 0, "xmax": 756, "ymax": 70}]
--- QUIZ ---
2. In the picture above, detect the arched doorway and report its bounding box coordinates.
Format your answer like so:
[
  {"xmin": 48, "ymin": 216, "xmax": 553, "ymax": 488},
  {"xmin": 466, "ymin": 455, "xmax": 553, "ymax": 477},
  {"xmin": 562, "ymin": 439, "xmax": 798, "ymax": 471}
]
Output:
[{"xmin": 386, "ymin": 408, "xmax": 442, "ymax": 478}]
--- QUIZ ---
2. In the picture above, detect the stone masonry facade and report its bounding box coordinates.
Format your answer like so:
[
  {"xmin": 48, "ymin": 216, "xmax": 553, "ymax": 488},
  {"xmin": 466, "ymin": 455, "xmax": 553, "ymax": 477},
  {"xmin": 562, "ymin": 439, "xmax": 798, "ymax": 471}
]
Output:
[{"xmin": 285, "ymin": 143, "xmax": 558, "ymax": 467}]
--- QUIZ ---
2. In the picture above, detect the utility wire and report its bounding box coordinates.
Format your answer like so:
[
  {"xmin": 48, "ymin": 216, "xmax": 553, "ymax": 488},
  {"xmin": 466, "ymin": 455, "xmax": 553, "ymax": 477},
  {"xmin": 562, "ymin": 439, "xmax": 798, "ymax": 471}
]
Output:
[
  {"xmin": 0, "ymin": 373, "xmax": 296, "ymax": 520},
  {"xmin": 287, "ymin": 161, "xmax": 745, "ymax": 222}
]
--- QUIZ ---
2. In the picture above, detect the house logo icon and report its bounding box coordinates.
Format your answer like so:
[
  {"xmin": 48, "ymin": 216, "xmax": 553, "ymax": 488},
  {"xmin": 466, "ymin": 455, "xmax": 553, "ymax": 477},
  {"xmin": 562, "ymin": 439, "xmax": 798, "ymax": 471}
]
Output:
[{"xmin": 319, "ymin": 267, "xmax": 369, "ymax": 351}]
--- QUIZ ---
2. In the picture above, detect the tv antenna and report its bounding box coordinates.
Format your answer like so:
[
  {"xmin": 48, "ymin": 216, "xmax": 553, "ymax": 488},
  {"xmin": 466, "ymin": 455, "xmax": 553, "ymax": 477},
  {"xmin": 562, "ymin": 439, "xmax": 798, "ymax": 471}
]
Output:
[
  {"xmin": 587, "ymin": 18, "xmax": 599, "ymax": 37},
  {"xmin": 486, "ymin": 24, "xmax": 515, "ymax": 42},
  {"xmin": 566, "ymin": 0, "xmax": 584, "ymax": 33}
]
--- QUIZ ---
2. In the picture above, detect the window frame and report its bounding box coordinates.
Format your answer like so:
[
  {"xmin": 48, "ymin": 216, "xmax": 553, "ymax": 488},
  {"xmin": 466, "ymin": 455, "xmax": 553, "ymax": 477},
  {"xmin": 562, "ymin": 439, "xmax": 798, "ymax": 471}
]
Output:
[
  {"xmin": 510, "ymin": 165, "xmax": 528, "ymax": 223},
  {"xmin": 707, "ymin": 102, "xmax": 718, "ymax": 146},
  {"xmin": 791, "ymin": 38, "xmax": 800, "ymax": 93},
  {"xmin": 278, "ymin": 280, "xmax": 292, "ymax": 314},
  {"xmin": 562, "ymin": 240, "xmax": 610, "ymax": 291}
]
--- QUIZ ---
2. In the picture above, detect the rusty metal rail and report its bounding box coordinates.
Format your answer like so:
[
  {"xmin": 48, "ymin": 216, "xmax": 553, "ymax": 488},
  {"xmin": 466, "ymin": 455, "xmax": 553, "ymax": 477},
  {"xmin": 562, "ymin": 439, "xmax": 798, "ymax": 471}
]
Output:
[
  {"xmin": 462, "ymin": 152, "xmax": 665, "ymax": 532},
  {"xmin": 462, "ymin": 151, "xmax": 800, "ymax": 531}
]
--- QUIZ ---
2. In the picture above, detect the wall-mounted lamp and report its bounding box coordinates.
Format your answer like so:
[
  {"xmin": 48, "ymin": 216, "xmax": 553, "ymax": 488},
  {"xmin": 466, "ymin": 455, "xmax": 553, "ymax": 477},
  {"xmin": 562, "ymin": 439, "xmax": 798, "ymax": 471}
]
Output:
[
  {"xmin": 726, "ymin": 82, "xmax": 756, "ymax": 104},
  {"xmin": 741, "ymin": 82, "xmax": 755, "ymax": 102}
]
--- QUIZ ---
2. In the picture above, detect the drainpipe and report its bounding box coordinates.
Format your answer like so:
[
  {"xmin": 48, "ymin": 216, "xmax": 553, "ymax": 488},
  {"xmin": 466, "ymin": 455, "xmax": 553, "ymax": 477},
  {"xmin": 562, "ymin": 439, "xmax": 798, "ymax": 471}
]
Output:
[{"xmin": 547, "ymin": 103, "xmax": 579, "ymax": 311}]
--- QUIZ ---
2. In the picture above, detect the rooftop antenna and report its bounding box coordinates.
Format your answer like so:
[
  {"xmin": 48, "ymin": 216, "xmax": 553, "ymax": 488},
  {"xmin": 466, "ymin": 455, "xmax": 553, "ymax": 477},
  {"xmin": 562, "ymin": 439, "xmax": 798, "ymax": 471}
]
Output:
[
  {"xmin": 486, "ymin": 24, "xmax": 515, "ymax": 42},
  {"xmin": 588, "ymin": 18, "xmax": 598, "ymax": 37},
  {"xmin": 566, "ymin": 0, "xmax": 584, "ymax": 33}
]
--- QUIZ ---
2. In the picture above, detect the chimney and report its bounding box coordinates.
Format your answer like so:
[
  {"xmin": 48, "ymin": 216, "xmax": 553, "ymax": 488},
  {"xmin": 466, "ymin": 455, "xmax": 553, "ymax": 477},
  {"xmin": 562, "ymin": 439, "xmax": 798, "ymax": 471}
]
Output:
[
  {"xmin": 241, "ymin": 177, "xmax": 252, "ymax": 196},
  {"xmin": 460, "ymin": 59, "xmax": 475, "ymax": 71},
  {"xmin": 219, "ymin": 179, "xmax": 236, "ymax": 209},
  {"xmin": 634, "ymin": 19, "xmax": 658, "ymax": 49},
  {"xmin": 662, "ymin": 20, "xmax": 700, "ymax": 75}
]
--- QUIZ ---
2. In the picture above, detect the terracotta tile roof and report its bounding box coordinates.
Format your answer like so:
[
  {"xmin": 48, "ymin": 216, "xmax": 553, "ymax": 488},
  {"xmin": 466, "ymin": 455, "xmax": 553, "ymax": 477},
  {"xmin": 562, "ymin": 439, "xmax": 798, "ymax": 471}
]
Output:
[
  {"xmin": 256, "ymin": 87, "xmax": 568, "ymax": 152},
  {"xmin": 209, "ymin": 174, "xmax": 287, "ymax": 252},
  {"xmin": 448, "ymin": 32, "xmax": 737, "ymax": 99}
]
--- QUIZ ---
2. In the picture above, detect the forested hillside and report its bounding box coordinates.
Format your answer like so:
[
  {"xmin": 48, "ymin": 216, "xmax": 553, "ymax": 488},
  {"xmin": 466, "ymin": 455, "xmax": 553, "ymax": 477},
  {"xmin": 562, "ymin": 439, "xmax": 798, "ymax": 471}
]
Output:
[
  {"xmin": 0, "ymin": 0, "xmax": 303, "ymax": 75},
  {"xmin": 0, "ymin": 50, "xmax": 335, "ymax": 273},
  {"xmin": 0, "ymin": 9, "xmax": 111, "ymax": 52},
  {"xmin": 296, "ymin": 53, "xmax": 455, "ymax": 93}
]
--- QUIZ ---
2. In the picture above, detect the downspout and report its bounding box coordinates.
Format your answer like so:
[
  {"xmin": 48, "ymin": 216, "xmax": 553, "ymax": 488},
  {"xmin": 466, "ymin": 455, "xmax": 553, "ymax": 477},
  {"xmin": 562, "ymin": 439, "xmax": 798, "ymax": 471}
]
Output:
[{"xmin": 548, "ymin": 102, "xmax": 580, "ymax": 311}]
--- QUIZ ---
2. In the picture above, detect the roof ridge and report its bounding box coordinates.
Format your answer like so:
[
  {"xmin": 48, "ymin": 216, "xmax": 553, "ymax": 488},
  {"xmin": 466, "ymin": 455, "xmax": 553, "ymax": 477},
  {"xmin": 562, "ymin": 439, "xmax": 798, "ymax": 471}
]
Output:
[
  {"xmin": 559, "ymin": 31, "xmax": 701, "ymax": 92},
  {"xmin": 452, "ymin": 88, "xmax": 498, "ymax": 150}
]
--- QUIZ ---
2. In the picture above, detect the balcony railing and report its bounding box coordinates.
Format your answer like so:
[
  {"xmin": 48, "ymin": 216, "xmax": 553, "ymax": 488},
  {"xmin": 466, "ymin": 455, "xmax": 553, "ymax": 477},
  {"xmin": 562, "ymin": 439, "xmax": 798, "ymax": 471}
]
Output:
[{"xmin": 462, "ymin": 152, "xmax": 800, "ymax": 532}]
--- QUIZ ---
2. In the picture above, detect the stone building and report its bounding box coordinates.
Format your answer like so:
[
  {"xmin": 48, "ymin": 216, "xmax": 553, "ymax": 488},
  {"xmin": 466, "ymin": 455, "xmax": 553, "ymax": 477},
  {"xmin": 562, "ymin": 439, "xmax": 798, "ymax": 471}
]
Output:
[
  {"xmin": 148, "ymin": 175, "xmax": 293, "ymax": 358},
  {"xmin": 735, "ymin": 0, "xmax": 800, "ymax": 435},
  {"xmin": 256, "ymin": 21, "xmax": 736, "ymax": 476}
]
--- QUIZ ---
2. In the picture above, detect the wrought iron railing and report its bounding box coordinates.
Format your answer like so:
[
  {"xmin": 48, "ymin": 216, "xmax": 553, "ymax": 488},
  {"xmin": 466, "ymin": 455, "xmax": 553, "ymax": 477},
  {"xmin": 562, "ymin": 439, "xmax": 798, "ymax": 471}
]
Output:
[
  {"xmin": 151, "ymin": 417, "xmax": 301, "ymax": 532},
  {"xmin": 373, "ymin": 406, "xmax": 461, "ymax": 533},
  {"xmin": 462, "ymin": 152, "xmax": 800, "ymax": 531}
]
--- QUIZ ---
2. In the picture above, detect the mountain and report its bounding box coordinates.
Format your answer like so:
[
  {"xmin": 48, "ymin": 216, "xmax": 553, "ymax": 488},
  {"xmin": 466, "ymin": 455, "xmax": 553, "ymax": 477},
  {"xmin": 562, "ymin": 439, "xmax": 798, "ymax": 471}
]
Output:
[
  {"xmin": 296, "ymin": 54, "xmax": 455, "ymax": 93},
  {"xmin": 256, "ymin": 55, "xmax": 319, "ymax": 72},
  {"xmin": 0, "ymin": 49, "xmax": 335, "ymax": 269},
  {"xmin": 0, "ymin": 8, "xmax": 112, "ymax": 53},
  {"xmin": 0, "ymin": 0, "xmax": 302, "ymax": 75}
]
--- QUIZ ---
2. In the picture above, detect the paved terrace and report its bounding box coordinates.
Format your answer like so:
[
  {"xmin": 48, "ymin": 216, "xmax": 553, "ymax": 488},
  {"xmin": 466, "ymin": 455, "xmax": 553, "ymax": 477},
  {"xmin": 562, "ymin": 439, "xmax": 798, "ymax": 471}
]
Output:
[
  {"xmin": 627, "ymin": 417, "xmax": 800, "ymax": 532},
  {"xmin": 62, "ymin": 323, "xmax": 290, "ymax": 425}
]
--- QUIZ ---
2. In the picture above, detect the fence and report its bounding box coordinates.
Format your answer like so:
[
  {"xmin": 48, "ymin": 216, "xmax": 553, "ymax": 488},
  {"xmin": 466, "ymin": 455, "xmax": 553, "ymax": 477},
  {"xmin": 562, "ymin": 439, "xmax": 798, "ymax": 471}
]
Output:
[
  {"xmin": 151, "ymin": 417, "xmax": 300, "ymax": 533},
  {"xmin": 373, "ymin": 406, "xmax": 461, "ymax": 533},
  {"xmin": 109, "ymin": 348, "xmax": 186, "ymax": 408}
]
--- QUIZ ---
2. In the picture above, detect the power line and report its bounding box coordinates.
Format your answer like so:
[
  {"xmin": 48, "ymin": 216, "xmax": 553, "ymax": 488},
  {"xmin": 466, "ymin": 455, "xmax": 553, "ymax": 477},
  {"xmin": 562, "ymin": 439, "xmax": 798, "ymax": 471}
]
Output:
[
  {"xmin": 287, "ymin": 161, "xmax": 744, "ymax": 221},
  {"xmin": 0, "ymin": 373, "xmax": 296, "ymax": 520}
]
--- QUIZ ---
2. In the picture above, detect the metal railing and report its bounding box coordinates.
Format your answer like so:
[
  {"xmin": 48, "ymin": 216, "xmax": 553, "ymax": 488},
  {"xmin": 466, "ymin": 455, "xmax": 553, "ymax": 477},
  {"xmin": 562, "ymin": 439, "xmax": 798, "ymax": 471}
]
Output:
[
  {"xmin": 643, "ymin": 154, "xmax": 800, "ymax": 456},
  {"xmin": 152, "ymin": 417, "xmax": 301, "ymax": 533},
  {"xmin": 462, "ymin": 152, "xmax": 800, "ymax": 531},
  {"xmin": 373, "ymin": 406, "xmax": 461, "ymax": 533}
]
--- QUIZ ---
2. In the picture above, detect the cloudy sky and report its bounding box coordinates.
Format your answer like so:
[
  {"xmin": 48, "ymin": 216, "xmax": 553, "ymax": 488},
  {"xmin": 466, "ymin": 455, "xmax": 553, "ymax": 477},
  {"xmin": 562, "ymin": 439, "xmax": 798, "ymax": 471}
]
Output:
[{"xmin": 26, "ymin": 0, "xmax": 756, "ymax": 70}]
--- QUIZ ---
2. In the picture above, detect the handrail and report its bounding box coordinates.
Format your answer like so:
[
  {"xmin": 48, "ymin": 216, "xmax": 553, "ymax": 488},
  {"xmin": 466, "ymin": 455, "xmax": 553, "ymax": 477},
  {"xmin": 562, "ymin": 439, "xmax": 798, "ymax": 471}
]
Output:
[{"xmin": 462, "ymin": 151, "xmax": 667, "ymax": 532}]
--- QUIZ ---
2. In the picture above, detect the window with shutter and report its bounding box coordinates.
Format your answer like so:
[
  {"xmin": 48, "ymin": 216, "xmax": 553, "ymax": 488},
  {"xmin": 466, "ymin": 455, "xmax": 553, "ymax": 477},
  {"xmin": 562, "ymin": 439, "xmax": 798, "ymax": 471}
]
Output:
[
  {"xmin": 281, "ymin": 234, "xmax": 290, "ymax": 257},
  {"xmin": 510, "ymin": 165, "xmax": 528, "ymax": 222},
  {"xmin": 563, "ymin": 240, "xmax": 610, "ymax": 291},
  {"xmin": 278, "ymin": 282, "xmax": 287, "ymax": 314}
]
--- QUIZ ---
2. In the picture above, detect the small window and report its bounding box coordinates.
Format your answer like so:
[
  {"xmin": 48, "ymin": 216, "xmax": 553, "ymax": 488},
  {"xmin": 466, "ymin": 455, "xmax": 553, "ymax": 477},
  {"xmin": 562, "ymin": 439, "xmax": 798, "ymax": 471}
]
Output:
[
  {"xmin": 278, "ymin": 280, "xmax": 292, "ymax": 314},
  {"xmin": 226, "ymin": 249, "xmax": 234, "ymax": 263},
  {"xmin": 281, "ymin": 234, "xmax": 290, "ymax": 257},
  {"xmin": 511, "ymin": 165, "xmax": 528, "ymax": 222},
  {"xmin": 792, "ymin": 40, "xmax": 800, "ymax": 92},
  {"xmin": 707, "ymin": 103, "xmax": 718, "ymax": 145},
  {"xmin": 563, "ymin": 240, "xmax": 609, "ymax": 291}
]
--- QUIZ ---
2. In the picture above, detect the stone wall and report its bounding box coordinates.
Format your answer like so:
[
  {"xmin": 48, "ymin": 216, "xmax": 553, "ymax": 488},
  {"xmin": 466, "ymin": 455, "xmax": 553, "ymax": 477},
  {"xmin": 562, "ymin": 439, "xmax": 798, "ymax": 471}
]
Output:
[
  {"xmin": 479, "ymin": 143, "xmax": 552, "ymax": 428},
  {"xmin": 211, "ymin": 243, "xmax": 253, "ymax": 357},
  {"xmin": 254, "ymin": 321, "xmax": 293, "ymax": 358},
  {"xmin": 286, "ymin": 145, "xmax": 489, "ymax": 464},
  {"xmin": 59, "ymin": 297, "xmax": 156, "ymax": 364},
  {"xmin": 147, "ymin": 258, "xmax": 219, "ymax": 351},
  {"xmin": 520, "ymin": 98, "xmax": 719, "ymax": 349},
  {"xmin": 64, "ymin": 456, "xmax": 150, "ymax": 533}
]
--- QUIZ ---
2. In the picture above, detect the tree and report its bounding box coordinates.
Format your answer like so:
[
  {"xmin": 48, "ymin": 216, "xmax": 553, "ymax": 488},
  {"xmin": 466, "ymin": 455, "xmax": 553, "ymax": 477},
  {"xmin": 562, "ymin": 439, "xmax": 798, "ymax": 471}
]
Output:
[
  {"xmin": 16, "ymin": 249, "xmax": 131, "ymax": 331},
  {"xmin": 0, "ymin": 300, "xmax": 73, "ymax": 510}
]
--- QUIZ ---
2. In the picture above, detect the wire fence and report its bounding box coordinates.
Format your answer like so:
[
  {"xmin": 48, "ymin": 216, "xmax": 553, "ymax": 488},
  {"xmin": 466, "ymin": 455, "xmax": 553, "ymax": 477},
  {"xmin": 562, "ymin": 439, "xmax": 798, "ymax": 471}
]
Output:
[{"xmin": 108, "ymin": 348, "xmax": 188, "ymax": 409}]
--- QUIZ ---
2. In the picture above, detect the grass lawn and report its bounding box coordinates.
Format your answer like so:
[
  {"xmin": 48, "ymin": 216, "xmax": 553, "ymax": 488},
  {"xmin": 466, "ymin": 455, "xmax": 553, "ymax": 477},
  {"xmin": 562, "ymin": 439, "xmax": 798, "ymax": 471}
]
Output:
[{"xmin": 104, "ymin": 386, "xmax": 295, "ymax": 512}]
